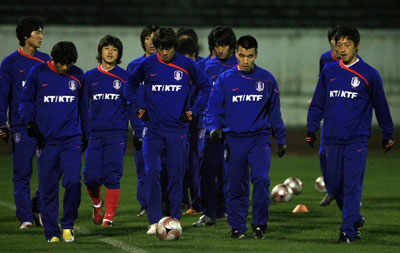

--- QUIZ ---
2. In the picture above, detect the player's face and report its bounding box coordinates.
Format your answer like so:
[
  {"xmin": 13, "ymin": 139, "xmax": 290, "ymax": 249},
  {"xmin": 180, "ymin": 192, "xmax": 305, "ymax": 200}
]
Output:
[
  {"xmin": 157, "ymin": 47, "xmax": 175, "ymax": 63},
  {"xmin": 336, "ymin": 37, "xmax": 359, "ymax": 65},
  {"xmin": 236, "ymin": 46, "xmax": 257, "ymax": 73},
  {"xmin": 101, "ymin": 45, "xmax": 118, "ymax": 66},
  {"xmin": 144, "ymin": 32, "xmax": 156, "ymax": 56},
  {"xmin": 215, "ymin": 44, "xmax": 232, "ymax": 60},
  {"xmin": 54, "ymin": 62, "xmax": 72, "ymax": 74},
  {"xmin": 25, "ymin": 28, "xmax": 44, "ymax": 49}
]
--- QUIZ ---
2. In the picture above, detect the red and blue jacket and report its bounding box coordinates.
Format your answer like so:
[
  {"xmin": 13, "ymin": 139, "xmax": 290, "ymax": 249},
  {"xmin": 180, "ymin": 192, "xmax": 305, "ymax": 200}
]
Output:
[
  {"xmin": 126, "ymin": 52, "xmax": 211, "ymax": 133},
  {"xmin": 307, "ymin": 58, "xmax": 393, "ymax": 144},
  {"xmin": 19, "ymin": 61, "xmax": 86, "ymax": 144},
  {"xmin": 83, "ymin": 65, "xmax": 128, "ymax": 138},
  {"xmin": 0, "ymin": 49, "xmax": 50, "ymax": 129},
  {"xmin": 207, "ymin": 65, "xmax": 286, "ymax": 144}
]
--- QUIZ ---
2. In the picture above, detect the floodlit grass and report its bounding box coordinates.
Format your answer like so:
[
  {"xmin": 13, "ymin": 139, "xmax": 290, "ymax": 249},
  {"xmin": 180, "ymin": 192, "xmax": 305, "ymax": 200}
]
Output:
[{"xmin": 0, "ymin": 149, "xmax": 399, "ymax": 252}]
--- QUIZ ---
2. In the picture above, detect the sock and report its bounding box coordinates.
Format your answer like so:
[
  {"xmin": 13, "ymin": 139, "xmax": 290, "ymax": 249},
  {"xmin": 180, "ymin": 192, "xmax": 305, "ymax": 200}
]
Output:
[
  {"xmin": 86, "ymin": 186, "xmax": 102, "ymax": 206},
  {"xmin": 104, "ymin": 188, "xmax": 120, "ymax": 222}
]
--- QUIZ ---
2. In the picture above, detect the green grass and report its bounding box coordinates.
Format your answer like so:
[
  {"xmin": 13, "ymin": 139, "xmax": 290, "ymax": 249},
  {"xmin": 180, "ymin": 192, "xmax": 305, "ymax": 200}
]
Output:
[{"xmin": 0, "ymin": 149, "xmax": 399, "ymax": 253}]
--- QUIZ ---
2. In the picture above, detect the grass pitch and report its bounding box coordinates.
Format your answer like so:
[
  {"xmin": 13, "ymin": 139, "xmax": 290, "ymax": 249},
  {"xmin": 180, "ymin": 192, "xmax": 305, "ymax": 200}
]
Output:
[{"xmin": 0, "ymin": 147, "xmax": 399, "ymax": 253}]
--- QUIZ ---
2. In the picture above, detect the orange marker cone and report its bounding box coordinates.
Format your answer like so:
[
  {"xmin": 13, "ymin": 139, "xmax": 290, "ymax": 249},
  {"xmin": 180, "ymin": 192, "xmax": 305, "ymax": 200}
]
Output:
[{"xmin": 292, "ymin": 204, "xmax": 309, "ymax": 213}]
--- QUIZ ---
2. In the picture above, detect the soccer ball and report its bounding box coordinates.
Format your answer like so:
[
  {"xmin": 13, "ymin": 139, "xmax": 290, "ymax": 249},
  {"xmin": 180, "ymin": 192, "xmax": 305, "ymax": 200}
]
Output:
[
  {"xmin": 156, "ymin": 217, "xmax": 182, "ymax": 240},
  {"xmin": 271, "ymin": 184, "xmax": 293, "ymax": 202},
  {"xmin": 283, "ymin": 177, "xmax": 303, "ymax": 194},
  {"xmin": 315, "ymin": 176, "xmax": 326, "ymax": 193}
]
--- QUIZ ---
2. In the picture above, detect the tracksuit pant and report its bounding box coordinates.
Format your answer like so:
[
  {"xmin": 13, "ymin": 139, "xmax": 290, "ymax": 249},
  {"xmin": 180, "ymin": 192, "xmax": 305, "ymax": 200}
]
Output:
[
  {"xmin": 133, "ymin": 142, "xmax": 146, "ymax": 211},
  {"xmin": 143, "ymin": 127, "xmax": 187, "ymax": 224},
  {"xmin": 319, "ymin": 125, "xmax": 331, "ymax": 194},
  {"xmin": 11, "ymin": 128, "xmax": 40, "ymax": 224},
  {"xmin": 38, "ymin": 137, "xmax": 82, "ymax": 240},
  {"xmin": 199, "ymin": 131, "xmax": 226, "ymax": 222},
  {"xmin": 326, "ymin": 142, "xmax": 367, "ymax": 241},
  {"xmin": 225, "ymin": 134, "xmax": 271, "ymax": 233}
]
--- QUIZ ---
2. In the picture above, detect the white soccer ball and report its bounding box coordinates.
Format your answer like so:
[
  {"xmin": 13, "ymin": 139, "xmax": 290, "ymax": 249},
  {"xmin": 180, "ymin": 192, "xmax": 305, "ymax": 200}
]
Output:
[
  {"xmin": 156, "ymin": 217, "xmax": 182, "ymax": 240},
  {"xmin": 271, "ymin": 184, "xmax": 293, "ymax": 202},
  {"xmin": 283, "ymin": 177, "xmax": 303, "ymax": 194},
  {"xmin": 315, "ymin": 176, "xmax": 326, "ymax": 193}
]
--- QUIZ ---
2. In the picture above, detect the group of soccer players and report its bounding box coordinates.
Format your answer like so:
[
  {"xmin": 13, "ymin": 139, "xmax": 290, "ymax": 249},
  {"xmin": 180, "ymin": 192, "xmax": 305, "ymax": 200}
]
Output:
[{"xmin": 0, "ymin": 16, "xmax": 394, "ymax": 244}]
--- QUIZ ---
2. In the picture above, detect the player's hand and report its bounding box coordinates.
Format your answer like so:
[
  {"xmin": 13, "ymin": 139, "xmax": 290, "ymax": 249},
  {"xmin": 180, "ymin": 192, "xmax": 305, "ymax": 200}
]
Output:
[
  {"xmin": 133, "ymin": 136, "xmax": 142, "ymax": 150},
  {"xmin": 136, "ymin": 109, "xmax": 149, "ymax": 122},
  {"xmin": 210, "ymin": 129, "xmax": 223, "ymax": 144},
  {"xmin": 277, "ymin": 144, "xmax": 286, "ymax": 158},
  {"xmin": 27, "ymin": 121, "xmax": 45, "ymax": 148},
  {"xmin": 81, "ymin": 136, "xmax": 89, "ymax": 153},
  {"xmin": 382, "ymin": 138, "xmax": 394, "ymax": 153},
  {"xmin": 0, "ymin": 126, "xmax": 10, "ymax": 143},
  {"xmin": 305, "ymin": 132, "xmax": 316, "ymax": 148},
  {"xmin": 179, "ymin": 111, "xmax": 193, "ymax": 123}
]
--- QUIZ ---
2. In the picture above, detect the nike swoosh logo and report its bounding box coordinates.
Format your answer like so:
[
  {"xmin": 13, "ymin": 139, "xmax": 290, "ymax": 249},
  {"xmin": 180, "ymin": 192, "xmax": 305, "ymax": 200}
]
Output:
[
  {"xmin": 330, "ymin": 78, "xmax": 336, "ymax": 82},
  {"xmin": 150, "ymin": 73, "xmax": 157, "ymax": 77},
  {"xmin": 19, "ymin": 69, "xmax": 25, "ymax": 73},
  {"xmin": 212, "ymin": 75, "xmax": 217, "ymax": 79},
  {"xmin": 42, "ymin": 84, "xmax": 48, "ymax": 87},
  {"xmin": 357, "ymin": 149, "xmax": 364, "ymax": 152},
  {"xmin": 232, "ymin": 88, "xmax": 239, "ymax": 91},
  {"xmin": 92, "ymin": 82, "xmax": 99, "ymax": 86}
]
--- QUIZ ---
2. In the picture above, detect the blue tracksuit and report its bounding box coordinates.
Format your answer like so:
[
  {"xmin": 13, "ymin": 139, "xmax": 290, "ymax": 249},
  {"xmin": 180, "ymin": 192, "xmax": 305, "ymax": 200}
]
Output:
[
  {"xmin": 207, "ymin": 65, "xmax": 286, "ymax": 233},
  {"xmin": 19, "ymin": 60, "xmax": 85, "ymax": 240},
  {"xmin": 199, "ymin": 55, "xmax": 237, "ymax": 221},
  {"xmin": 126, "ymin": 52, "xmax": 211, "ymax": 224},
  {"xmin": 0, "ymin": 49, "xmax": 50, "ymax": 224},
  {"xmin": 127, "ymin": 55, "xmax": 147, "ymax": 210},
  {"xmin": 83, "ymin": 65, "xmax": 128, "ymax": 190},
  {"xmin": 318, "ymin": 50, "xmax": 340, "ymax": 194},
  {"xmin": 307, "ymin": 58, "xmax": 393, "ymax": 241}
]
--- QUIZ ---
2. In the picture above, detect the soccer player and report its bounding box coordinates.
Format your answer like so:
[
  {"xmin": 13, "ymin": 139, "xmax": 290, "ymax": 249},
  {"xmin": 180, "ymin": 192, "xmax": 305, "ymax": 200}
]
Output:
[
  {"xmin": 83, "ymin": 35, "xmax": 128, "ymax": 227},
  {"xmin": 193, "ymin": 26, "xmax": 237, "ymax": 227},
  {"xmin": 19, "ymin": 41, "xmax": 86, "ymax": 242},
  {"xmin": 127, "ymin": 25, "xmax": 159, "ymax": 217},
  {"xmin": 306, "ymin": 25, "xmax": 394, "ymax": 243},
  {"xmin": 126, "ymin": 27, "xmax": 211, "ymax": 235},
  {"xmin": 177, "ymin": 27, "xmax": 203, "ymax": 62},
  {"xmin": 317, "ymin": 25, "xmax": 342, "ymax": 207},
  {"xmin": 177, "ymin": 35, "xmax": 203, "ymax": 215},
  {"xmin": 197, "ymin": 28, "xmax": 217, "ymax": 71},
  {"xmin": 0, "ymin": 16, "xmax": 50, "ymax": 229},
  {"xmin": 207, "ymin": 35, "xmax": 286, "ymax": 239}
]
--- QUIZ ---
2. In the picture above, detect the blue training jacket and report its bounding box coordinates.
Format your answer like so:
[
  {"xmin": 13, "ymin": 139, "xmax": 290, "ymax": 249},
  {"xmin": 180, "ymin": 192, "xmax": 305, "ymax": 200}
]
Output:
[
  {"xmin": 19, "ymin": 61, "xmax": 86, "ymax": 144},
  {"xmin": 83, "ymin": 65, "xmax": 128, "ymax": 138},
  {"xmin": 125, "ymin": 52, "xmax": 212, "ymax": 133},
  {"xmin": 207, "ymin": 65, "xmax": 286, "ymax": 144},
  {"xmin": 0, "ymin": 49, "xmax": 50, "ymax": 129},
  {"xmin": 307, "ymin": 58, "xmax": 393, "ymax": 144}
]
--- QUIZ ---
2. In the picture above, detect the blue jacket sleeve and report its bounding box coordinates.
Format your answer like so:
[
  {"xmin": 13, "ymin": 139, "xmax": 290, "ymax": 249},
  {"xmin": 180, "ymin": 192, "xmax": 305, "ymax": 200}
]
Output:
[
  {"xmin": 0, "ymin": 59, "xmax": 11, "ymax": 127},
  {"xmin": 307, "ymin": 69, "xmax": 327, "ymax": 133},
  {"xmin": 206, "ymin": 77, "xmax": 224, "ymax": 132},
  {"xmin": 80, "ymin": 73, "xmax": 90, "ymax": 137},
  {"xmin": 18, "ymin": 67, "xmax": 37, "ymax": 125},
  {"xmin": 370, "ymin": 70, "xmax": 394, "ymax": 139},
  {"xmin": 125, "ymin": 62, "xmax": 146, "ymax": 111},
  {"xmin": 189, "ymin": 63, "xmax": 212, "ymax": 115},
  {"xmin": 269, "ymin": 79, "xmax": 286, "ymax": 145}
]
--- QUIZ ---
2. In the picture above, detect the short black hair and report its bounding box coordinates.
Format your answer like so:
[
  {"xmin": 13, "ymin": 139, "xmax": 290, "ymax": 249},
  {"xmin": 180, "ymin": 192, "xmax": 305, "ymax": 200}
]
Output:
[
  {"xmin": 213, "ymin": 26, "xmax": 236, "ymax": 51},
  {"xmin": 207, "ymin": 28, "xmax": 217, "ymax": 54},
  {"xmin": 177, "ymin": 37, "xmax": 198, "ymax": 57},
  {"xmin": 327, "ymin": 25, "xmax": 341, "ymax": 42},
  {"xmin": 16, "ymin": 16, "xmax": 43, "ymax": 47},
  {"xmin": 96, "ymin": 35, "xmax": 123, "ymax": 64},
  {"xmin": 51, "ymin": 41, "xmax": 78, "ymax": 65},
  {"xmin": 237, "ymin": 35, "xmax": 258, "ymax": 51},
  {"xmin": 177, "ymin": 27, "xmax": 199, "ymax": 56},
  {"xmin": 335, "ymin": 25, "xmax": 360, "ymax": 47},
  {"xmin": 153, "ymin": 27, "xmax": 177, "ymax": 50},
  {"xmin": 140, "ymin": 25, "xmax": 159, "ymax": 52}
]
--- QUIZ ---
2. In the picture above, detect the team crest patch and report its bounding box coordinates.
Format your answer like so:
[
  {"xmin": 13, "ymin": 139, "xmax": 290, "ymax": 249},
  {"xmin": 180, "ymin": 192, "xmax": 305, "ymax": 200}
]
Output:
[
  {"xmin": 69, "ymin": 80, "xmax": 78, "ymax": 91},
  {"xmin": 351, "ymin": 76, "xmax": 360, "ymax": 88},
  {"xmin": 174, "ymin": 70, "xmax": 183, "ymax": 81},
  {"xmin": 113, "ymin": 80, "xmax": 122, "ymax": 90},
  {"xmin": 13, "ymin": 133, "xmax": 21, "ymax": 143},
  {"xmin": 256, "ymin": 81, "xmax": 264, "ymax": 92}
]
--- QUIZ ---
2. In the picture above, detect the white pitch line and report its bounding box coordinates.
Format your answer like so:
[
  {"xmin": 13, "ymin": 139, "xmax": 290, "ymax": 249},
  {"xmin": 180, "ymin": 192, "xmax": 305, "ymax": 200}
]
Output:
[{"xmin": 0, "ymin": 200, "xmax": 146, "ymax": 253}]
